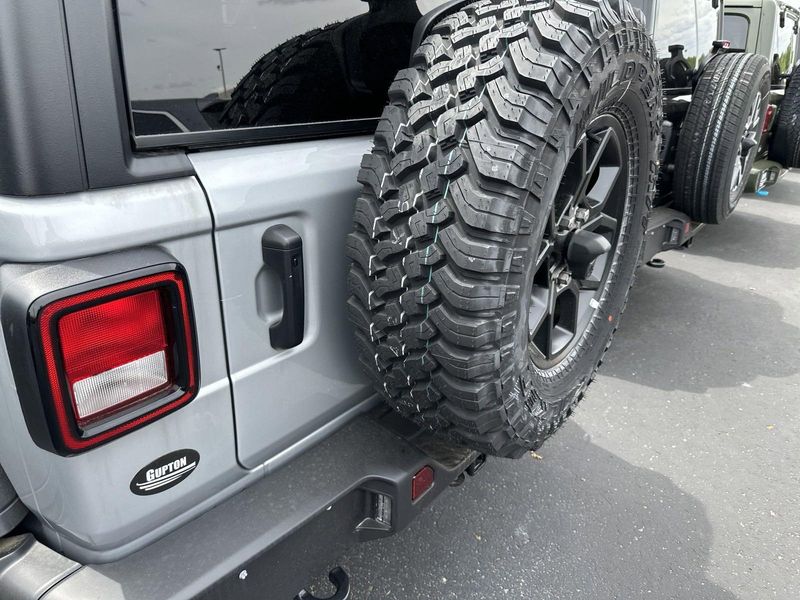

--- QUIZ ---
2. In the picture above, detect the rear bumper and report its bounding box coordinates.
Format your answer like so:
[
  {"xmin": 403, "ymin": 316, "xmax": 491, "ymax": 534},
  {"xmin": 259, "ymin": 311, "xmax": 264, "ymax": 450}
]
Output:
[
  {"xmin": 1, "ymin": 408, "xmax": 477, "ymax": 600},
  {"xmin": 746, "ymin": 159, "xmax": 786, "ymax": 192}
]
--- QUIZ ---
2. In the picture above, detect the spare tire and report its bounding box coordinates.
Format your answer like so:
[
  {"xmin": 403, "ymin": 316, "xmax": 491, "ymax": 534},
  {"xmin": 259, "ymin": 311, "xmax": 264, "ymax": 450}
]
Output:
[
  {"xmin": 346, "ymin": 0, "xmax": 661, "ymax": 457},
  {"xmin": 673, "ymin": 52, "xmax": 770, "ymax": 223},
  {"xmin": 770, "ymin": 64, "xmax": 800, "ymax": 167}
]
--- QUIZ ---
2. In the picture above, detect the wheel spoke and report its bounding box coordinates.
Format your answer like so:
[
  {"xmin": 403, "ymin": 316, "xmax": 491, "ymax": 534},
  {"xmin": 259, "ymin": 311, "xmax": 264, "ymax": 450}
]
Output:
[
  {"xmin": 579, "ymin": 136, "xmax": 589, "ymax": 181},
  {"xmin": 584, "ymin": 165, "xmax": 622, "ymax": 216},
  {"xmin": 535, "ymin": 240, "xmax": 554, "ymax": 269},
  {"xmin": 531, "ymin": 276, "xmax": 556, "ymax": 359},
  {"xmin": 550, "ymin": 287, "xmax": 578, "ymax": 356},
  {"xmin": 577, "ymin": 278, "xmax": 601, "ymax": 291},
  {"xmin": 582, "ymin": 212, "xmax": 617, "ymax": 234},
  {"xmin": 555, "ymin": 192, "xmax": 577, "ymax": 225},
  {"xmin": 586, "ymin": 128, "xmax": 614, "ymax": 178}
]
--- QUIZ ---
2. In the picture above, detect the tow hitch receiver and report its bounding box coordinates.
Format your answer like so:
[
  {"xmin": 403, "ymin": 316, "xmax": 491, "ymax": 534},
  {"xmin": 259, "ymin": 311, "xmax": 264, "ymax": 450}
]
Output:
[{"xmin": 295, "ymin": 567, "xmax": 350, "ymax": 600}]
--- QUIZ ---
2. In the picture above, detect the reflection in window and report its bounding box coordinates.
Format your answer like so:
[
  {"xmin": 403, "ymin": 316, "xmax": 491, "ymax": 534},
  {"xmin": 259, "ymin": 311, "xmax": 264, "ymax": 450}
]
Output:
[
  {"xmin": 653, "ymin": 0, "xmax": 699, "ymax": 66},
  {"xmin": 723, "ymin": 14, "xmax": 749, "ymax": 51},
  {"xmin": 652, "ymin": 0, "xmax": 720, "ymax": 88},
  {"xmin": 772, "ymin": 16, "xmax": 798, "ymax": 83},
  {"xmin": 117, "ymin": 0, "xmax": 446, "ymax": 136}
]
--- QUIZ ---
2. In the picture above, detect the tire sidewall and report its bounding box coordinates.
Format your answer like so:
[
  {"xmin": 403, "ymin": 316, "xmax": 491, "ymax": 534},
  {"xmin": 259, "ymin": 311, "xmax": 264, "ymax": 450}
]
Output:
[
  {"xmin": 725, "ymin": 65, "xmax": 771, "ymax": 219},
  {"xmin": 771, "ymin": 64, "xmax": 800, "ymax": 167}
]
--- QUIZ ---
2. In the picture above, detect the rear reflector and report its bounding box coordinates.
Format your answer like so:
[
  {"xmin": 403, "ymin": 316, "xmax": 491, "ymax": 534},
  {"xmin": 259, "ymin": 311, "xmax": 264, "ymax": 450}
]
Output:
[
  {"xmin": 411, "ymin": 465, "xmax": 434, "ymax": 501},
  {"xmin": 32, "ymin": 269, "xmax": 197, "ymax": 453}
]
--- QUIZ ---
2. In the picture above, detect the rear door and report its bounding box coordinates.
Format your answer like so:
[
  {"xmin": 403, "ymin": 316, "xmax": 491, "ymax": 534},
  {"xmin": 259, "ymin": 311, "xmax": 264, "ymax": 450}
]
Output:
[
  {"xmin": 115, "ymin": 0, "xmax": 445, "ymax": 467},
  {"xmin": 189, "ymin": 139, "xmax": 374, "ymax": 468}
]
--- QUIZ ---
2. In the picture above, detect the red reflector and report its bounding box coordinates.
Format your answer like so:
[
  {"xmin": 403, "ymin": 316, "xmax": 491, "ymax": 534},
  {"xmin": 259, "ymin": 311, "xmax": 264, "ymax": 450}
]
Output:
[
  {"xmin": 411, "ymin": 465, "xmax": 434, "ymax": 501},
  {"xmin": 35, "ymin": 270, "xmax": 197, "ymax": 453},
  {"xmin": 763, "ymin": 104, "xmax": 776, "ymax": 134}
]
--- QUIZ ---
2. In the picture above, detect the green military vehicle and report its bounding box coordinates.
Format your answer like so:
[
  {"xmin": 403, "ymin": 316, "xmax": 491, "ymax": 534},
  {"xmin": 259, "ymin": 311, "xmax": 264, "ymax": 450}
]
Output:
[{"xmin": 725, "ymin": 0, "xmax": 800, "ymax": 191}]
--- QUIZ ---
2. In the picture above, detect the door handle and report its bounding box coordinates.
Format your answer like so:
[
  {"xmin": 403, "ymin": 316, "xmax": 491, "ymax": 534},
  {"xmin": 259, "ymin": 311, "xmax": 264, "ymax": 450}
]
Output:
[{"xmin": 262, "ymin": 225, "xmax": 304, "ymax": 349}]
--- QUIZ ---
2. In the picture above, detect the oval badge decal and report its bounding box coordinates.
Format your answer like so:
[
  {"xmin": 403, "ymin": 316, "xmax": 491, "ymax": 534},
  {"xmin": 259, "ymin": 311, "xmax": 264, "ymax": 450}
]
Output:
[{"xmin": 130, "ymin": 449, "xmax": 200, "ymax": 496}]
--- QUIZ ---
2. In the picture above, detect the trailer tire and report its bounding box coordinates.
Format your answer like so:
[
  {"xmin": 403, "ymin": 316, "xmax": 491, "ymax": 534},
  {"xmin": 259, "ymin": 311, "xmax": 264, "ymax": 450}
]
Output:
[
  {"xmin": 770, "ymin": 65, "xmax": 800, "ymax": 167},
  {"xmin": 346, "ymin": 0, "xmax": 661, "ymax": 457},
  {"xmin": 673, "ymin": 53, "xmax": 770, "ymax": 223}
]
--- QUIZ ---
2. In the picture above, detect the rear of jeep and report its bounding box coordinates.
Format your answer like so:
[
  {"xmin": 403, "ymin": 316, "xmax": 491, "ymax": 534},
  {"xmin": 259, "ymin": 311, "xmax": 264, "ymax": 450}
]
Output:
[
  {"xmin": 0, "ymin": 2, "xmax": 488, "ymax": 598},
  {"xmin": 630, "ymin": 0, "xmax": 771, "ymax": 262},
  {"xmin": 724, "ymin": 0, "xmax": 800, "ymax": 190},
  {"xmin": 0, "ymin": 0, "xmax": 766, "ymax": 598}
]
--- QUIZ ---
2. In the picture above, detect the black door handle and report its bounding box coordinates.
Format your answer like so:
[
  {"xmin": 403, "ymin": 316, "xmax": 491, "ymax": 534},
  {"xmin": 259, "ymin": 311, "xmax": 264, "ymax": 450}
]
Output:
[{"xmin": 262, "ymin": 225, "xmax": 304, "ymax": 349}]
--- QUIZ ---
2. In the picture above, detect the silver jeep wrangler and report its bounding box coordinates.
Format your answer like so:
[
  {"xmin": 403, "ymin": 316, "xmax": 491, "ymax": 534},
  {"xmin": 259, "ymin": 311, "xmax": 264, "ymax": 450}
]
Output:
[{"xmin": 0, "ymin": 0, "xmax": 766, "ymax": 598}]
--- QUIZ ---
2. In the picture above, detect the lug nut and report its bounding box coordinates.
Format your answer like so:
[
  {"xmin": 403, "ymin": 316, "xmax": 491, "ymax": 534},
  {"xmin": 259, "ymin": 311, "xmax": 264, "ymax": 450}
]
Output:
[
  {"xmin": 557, "ymin": 271, "xmax": 572, "ymax": 286},
  {"xmin": 575, "ymin": 208, "xmax": 590, "ymax": 223}
]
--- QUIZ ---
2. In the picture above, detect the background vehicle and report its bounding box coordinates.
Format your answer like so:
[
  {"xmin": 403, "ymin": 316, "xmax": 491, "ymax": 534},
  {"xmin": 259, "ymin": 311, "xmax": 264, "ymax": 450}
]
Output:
[
  {"xmin": 724, "ymin": 0, "xmax": 800, "ymax": 191},
  {"xmin": 626, "ymin": 0, "xmax": 771, "ymax": 261}
]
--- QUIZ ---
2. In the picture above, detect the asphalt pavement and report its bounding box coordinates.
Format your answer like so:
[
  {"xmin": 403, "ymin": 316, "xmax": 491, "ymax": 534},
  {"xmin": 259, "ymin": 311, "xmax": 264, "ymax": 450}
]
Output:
[{"xmin": 310, "ymin": 173, "xmax": 800, "ymax": 600}]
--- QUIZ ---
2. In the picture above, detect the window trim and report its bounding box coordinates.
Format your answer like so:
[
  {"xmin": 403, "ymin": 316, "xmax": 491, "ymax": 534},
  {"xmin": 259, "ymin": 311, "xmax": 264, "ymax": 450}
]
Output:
[{"xmin": 132, "ymin": 117, "xmax": 379, "ymax": 151}]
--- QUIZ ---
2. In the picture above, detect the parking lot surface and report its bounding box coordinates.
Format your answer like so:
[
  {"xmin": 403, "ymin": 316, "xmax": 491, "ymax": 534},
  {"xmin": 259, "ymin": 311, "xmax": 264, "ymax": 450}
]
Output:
[{"xmin": 311, "ymin": 173, "xmax": 800, "ymax": 599}]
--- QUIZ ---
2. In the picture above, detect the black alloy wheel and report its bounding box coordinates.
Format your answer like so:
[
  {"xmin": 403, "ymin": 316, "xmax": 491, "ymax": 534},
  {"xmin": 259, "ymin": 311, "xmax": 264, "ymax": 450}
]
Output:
[{"xmin": 529, "ymin": 116, "xmax": 628, "ymax": 368}]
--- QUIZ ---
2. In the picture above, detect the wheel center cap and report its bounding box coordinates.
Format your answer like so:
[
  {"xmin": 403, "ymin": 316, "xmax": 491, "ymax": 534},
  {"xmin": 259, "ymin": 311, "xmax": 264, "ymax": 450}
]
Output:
[{"xmin": 566, "ymin": 229, "xmax": 612, "ymax": 280}]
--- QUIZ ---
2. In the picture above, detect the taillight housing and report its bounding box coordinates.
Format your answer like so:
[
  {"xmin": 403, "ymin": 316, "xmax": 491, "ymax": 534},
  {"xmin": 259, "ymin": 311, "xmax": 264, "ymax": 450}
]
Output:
[{"xmin": 29, "ymin": 269, "xmax": 198, "ymax": 453}]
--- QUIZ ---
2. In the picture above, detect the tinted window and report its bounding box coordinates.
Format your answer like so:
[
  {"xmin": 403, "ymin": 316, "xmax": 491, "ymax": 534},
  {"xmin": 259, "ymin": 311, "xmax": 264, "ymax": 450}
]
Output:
[
  {"xmin": 652, "ymin": 0, "xmax": 719, "ymax": 70},
  {"xmin": 724, "ymin": 14, "xmax": 750, "ymax": 51},
  {"xmin": 651, "ymin": 0, "xmax": 721, "ymax": 89},
  {"xmin": 695, "ymin": 0, "xmax": 719, "ymax": 64},
  {"xmin": 772, "ymin": 14, "xmax": 798, "ymax": 82},
  {"xmin": 117, "ymin": 0, "xmax": 445, "ymax": 138}
]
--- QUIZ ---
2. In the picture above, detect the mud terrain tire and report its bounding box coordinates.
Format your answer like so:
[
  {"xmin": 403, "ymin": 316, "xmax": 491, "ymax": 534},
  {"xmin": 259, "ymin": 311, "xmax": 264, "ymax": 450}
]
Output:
[{"xmin": 346, "ymin": 0, "xmax": 661, "ymax": 457}]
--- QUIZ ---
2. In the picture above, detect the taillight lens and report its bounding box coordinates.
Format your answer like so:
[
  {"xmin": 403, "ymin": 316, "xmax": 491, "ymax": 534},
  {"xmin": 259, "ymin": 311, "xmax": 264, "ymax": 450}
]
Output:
[
  {"xmin": 763, "ymin": 104, "xmax": 777, "ymax": 134},
  {"xmin": 33, "ymin": 270, "xmax": 197, "ymax": 453}
]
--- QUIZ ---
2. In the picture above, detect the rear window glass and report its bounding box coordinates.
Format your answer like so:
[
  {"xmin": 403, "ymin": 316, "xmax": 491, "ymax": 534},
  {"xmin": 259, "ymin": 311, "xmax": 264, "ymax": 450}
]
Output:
[
  {"xmin": 116, "ymin": 0, "xmax": 448, "ymax": 139},
  {"xmin": 723, "ymin": 14, "xmax": 750, "ymax": 51},
  {"xmin": 772, "ymin": 14, "xmax": 799, "ymax": 82}
]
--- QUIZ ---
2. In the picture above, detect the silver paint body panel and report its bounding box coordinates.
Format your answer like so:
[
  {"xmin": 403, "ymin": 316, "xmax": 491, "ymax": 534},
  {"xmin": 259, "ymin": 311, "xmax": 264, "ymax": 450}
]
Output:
[
  {"xmin": 188, "ymin": 137, "xmax": 374, "ymax": 468},
  {"xmin": 0, "ymin": 136, "xmax": 376, "ymax": 563}
]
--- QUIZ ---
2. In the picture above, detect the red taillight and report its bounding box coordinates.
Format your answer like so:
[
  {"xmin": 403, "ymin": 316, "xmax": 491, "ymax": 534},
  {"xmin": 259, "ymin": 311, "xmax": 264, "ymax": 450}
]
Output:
[
  {"xmin": 34, "ymin": 270, "xmax": 197, "ymax": 453},
  {"xmin": 763, "ymin": 104, "xmax": 777, "ymax": 134},
  {"xmin": 411, "ymin": 465, "xmax": 434, "ymax": 501}
]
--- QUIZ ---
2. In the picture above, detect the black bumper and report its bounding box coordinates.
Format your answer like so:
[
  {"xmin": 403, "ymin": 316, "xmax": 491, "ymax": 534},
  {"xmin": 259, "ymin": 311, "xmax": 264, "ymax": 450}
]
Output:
[{"xmin": 1, "ymin": 408, "xmax": 477, "ymax": 600}]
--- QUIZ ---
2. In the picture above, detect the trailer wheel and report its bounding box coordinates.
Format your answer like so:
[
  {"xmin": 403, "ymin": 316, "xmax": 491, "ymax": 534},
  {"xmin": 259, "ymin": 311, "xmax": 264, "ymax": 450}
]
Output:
[
  {"xmin": 770, "ymin": 65, "xmax": 800, "ymax": 167},
  {"xmin": 673, "ymin": 53, "xmax": 770, "ymax": 223},
  {"xmin": 346, "ymin": 0, "xmax": 661, "ymax": 457}
]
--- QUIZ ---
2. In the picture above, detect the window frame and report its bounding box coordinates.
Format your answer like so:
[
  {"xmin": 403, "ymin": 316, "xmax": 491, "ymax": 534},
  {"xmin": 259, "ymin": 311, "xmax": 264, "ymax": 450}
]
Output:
[{"xmin": 132, "ymin": 118, "xmax": 380, "ymax": 152}]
